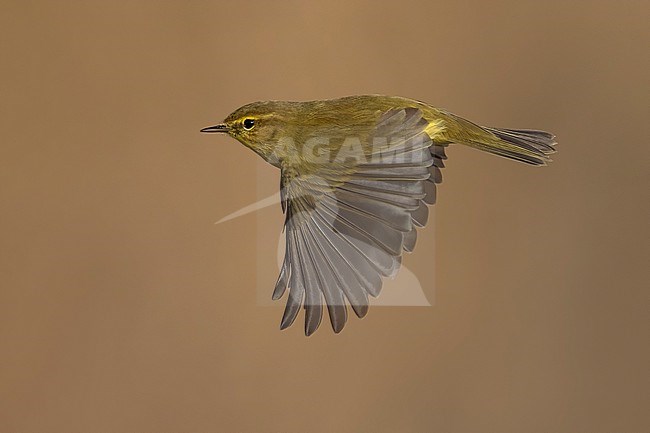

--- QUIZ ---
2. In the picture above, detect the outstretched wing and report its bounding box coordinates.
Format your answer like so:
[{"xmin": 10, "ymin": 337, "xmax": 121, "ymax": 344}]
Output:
[{"xmin": 273, "ymin": 108, "xmax": 447, "ymax": 335}]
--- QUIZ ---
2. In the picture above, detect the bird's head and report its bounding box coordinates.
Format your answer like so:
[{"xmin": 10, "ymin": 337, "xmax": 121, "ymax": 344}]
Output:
[{"xmin": 201, "ymin": 101, "xmax": 297, "ymax": 163}]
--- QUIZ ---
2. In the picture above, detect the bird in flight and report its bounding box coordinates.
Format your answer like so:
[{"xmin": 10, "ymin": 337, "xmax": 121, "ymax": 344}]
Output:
[{"xmin": 202, "ymin": 95, "xmax": 556, "ymax": 335}]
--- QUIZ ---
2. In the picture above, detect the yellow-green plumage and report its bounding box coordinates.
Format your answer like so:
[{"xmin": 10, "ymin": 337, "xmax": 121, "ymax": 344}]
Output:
[
  {"xmin": 202, "ymin": 94, "xmax": 556, "ymax": 335},
  {"xmin": 218, "ymin": 95, "xmax": 554, "ymax": 167}
]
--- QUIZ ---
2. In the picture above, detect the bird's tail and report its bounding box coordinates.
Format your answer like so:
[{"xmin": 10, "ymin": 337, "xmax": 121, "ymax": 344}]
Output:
[
  {"xmin": 479, "ymin": 127, "xmax": 557, "ymax": 166},
  {"xmin": 438, "ymin": 112, "xmax": 557, "ymax": 166}
]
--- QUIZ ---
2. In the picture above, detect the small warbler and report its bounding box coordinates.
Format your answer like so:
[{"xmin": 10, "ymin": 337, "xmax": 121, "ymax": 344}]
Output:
[{"xmin": 201, "ymin": 95, "xmax": 556, "ymax": 335}]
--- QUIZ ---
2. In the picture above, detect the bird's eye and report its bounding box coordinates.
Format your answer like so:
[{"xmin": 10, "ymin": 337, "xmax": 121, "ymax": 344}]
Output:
[{"xmin": 243, "ymin": 118, "xmax": 255, "ymax": 130}]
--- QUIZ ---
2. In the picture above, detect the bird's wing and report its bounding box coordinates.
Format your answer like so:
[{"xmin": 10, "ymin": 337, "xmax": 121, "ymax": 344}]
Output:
[{"xmin": 274, "ymin": 108, "xmax": 447, "ymax": 335}]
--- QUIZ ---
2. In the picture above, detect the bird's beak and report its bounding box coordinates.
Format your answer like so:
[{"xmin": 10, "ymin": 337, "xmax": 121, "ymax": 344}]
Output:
[{"xmin": 200, "ymin": 124, "xmax": 230, "ymax": 133}]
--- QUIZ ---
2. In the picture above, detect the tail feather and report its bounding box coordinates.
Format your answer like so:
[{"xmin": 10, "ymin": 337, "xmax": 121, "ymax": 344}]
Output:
[
  {"xmin": 486, "ymin": 127, "xmax": 557, "ymax": 157},
  {"xmin": 465, "ymin": 139, "xmax": 553, "ymax": 166},
  {"xmin": 435, "ymin": 111, "xmax": 557, "ymax": 166}
]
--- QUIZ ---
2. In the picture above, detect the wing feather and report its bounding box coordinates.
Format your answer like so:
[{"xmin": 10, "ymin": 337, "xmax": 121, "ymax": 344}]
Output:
[
  {"xmin": 304, "ymin": 222, "xmax": 370, "ymax": 318},
  {"xmin": 301, "ymin": 227, "xmax": 348, "ymax": 333},
  {"xmin": 296, "ymin": 227, "xmax": 324, "ymax": 336},
  {"xmin": 280, "ymin": 225, "xmax": 305, "ymax": 330},
  {"xmin": 276, "ymin": 107, "xmax": 446, "ymax": 334}
]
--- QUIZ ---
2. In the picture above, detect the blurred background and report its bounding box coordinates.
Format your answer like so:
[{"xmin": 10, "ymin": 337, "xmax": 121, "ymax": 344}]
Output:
[{"xmin": 1, "ymin": 1, "xmax": 647, "ymax": 432}]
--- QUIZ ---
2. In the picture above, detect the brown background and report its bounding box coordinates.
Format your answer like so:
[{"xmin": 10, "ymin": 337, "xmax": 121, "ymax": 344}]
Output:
[{"xmin": 1, "ymin": 1, "xmax": 648, "ymax": 432}]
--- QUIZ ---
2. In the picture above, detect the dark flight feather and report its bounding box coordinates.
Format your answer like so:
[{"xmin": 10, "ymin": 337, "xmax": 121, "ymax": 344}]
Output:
[{"xmin": 277, "ymin": 108, "xmax": 440, "ymax": 334}]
